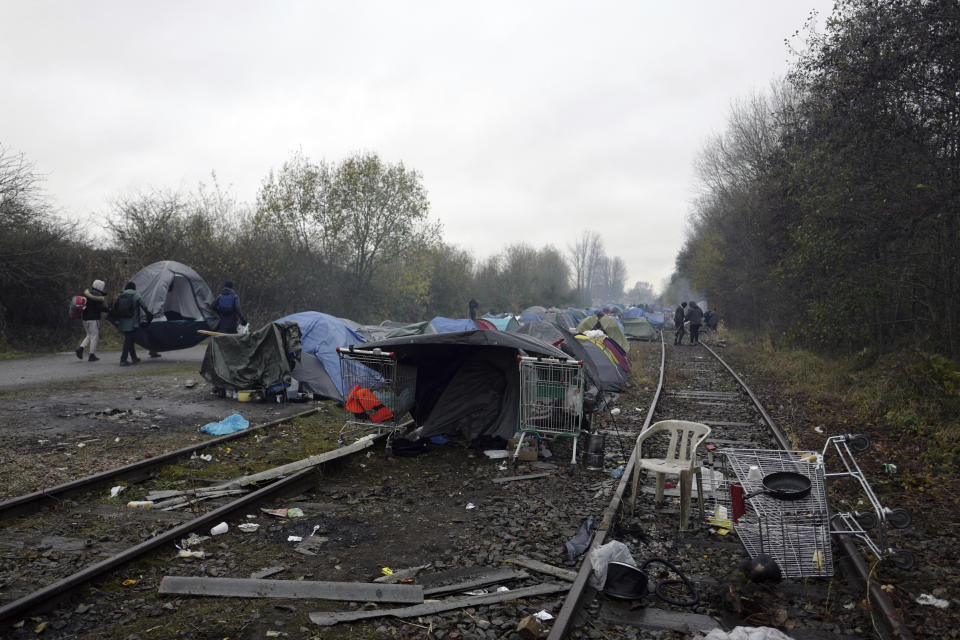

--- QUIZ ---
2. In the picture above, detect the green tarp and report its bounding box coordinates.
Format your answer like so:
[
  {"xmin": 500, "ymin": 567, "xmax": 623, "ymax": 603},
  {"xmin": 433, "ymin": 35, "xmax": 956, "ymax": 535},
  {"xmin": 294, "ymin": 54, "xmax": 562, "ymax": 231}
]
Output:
[
  {"xmin": 623, "ymin": 317, "xmax": 657, "ymax": 340},
  {"xmin": 200, "ymin": 322, "xmax": 301, "ymax": 392}
]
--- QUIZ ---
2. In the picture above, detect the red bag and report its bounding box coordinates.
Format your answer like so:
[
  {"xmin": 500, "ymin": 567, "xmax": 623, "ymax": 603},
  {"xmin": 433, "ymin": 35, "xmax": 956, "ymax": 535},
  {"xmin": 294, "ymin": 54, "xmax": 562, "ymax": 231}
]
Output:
[{"xmin": 69, "ymin": 295, "xmax": 87, "ymax": 319}]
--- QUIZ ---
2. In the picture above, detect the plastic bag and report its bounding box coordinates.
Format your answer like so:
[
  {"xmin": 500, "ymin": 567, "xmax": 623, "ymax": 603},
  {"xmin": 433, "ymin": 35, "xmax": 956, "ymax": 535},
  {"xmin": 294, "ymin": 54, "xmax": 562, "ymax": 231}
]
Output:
[
  {"xmin": 588, "ymin": 540, "xmax": 636, "ymax": 589},
  {"xmin": 237, "ymin": 323, "xmax": 251, "ymax": 336},
  {"xmin": 201, "ymin": 413, "xmax": 249, "ymax": 435}
]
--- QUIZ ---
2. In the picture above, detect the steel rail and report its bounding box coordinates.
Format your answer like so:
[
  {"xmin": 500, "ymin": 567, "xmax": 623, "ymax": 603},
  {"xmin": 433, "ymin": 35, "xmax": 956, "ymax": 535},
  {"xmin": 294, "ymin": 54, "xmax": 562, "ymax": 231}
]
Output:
[
  {"xmin": 0, "ymin": 432, "xmax": 384, "ymax": 629},
  {"xmin": 546, "ymin": 331, "xmax": 666, "ymax": 640},
  {"xmin": 0, "ymin": 406, "xmax": 321, "ymax": 519}
]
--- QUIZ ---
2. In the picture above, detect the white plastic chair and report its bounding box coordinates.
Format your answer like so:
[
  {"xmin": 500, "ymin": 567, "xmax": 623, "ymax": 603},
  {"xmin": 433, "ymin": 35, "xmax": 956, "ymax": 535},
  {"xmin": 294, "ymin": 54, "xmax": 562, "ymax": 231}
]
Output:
[{"xmin": 629, "ymin": 420, "xmax": 711, "ymax": 530}]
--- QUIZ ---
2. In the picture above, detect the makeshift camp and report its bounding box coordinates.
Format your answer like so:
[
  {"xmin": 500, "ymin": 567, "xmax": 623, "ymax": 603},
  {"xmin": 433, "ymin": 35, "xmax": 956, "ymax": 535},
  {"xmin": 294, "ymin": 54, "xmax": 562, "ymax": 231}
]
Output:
[
  {"xmin": 277, "ymin": 311, "xmax": 366, "ymax": 400},
  {"xmin": 623, "ymin": 316, "xmax": 658, "ymax": 340},
  {"xmin": 602, "ymin": 336, "xmax": 631, "ymax": 372},
  {"xmin": 356, "ymin": 330, "xmax": 569, "ymax": 442},
  {"xmin": 575, "ymin": 314, "xmax": 629, "ymax": 352},
  {"xmin": 112, "ymin": 260, "xmax": 219, "ymax": 352},
  {"xmin": 429, "ymin": 317, "xmax": 478, "ymax": 333},
  {"xmin": 200, "ymin": 322, "xmax": 301, "ymax": 399}
]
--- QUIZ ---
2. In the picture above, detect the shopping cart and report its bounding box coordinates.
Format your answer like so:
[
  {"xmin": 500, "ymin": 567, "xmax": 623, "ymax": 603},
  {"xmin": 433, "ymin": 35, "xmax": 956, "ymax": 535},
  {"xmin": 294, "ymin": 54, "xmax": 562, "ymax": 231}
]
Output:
[
  {"xmin": 713, "ymin": 449, "xmax": 833, "ymax": 578},
  {"xmin": 821, "ymin": 434, "xmax": 915, "ymax": 569},
  {"xmin": 337, "ymin": 346, "xmax": 416, "ymax": 454},
  {"xmin": 513, "ymin": 355, "xmax": 585, "ymax": 464}
]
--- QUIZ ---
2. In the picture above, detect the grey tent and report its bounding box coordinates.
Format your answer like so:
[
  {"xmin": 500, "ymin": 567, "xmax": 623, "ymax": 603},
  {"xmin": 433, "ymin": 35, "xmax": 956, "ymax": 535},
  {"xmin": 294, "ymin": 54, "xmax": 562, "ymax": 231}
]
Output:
[
  {"xmin": 623, "ymin": 316, "xmax": 658, "ymax": 340},
  {"xmin": 358, "ymin": 330, "xmax": 568, "ymax": 442},
  {"xmin": 113, "ymin": 260, "xmax": 219, "ymax": 351}
]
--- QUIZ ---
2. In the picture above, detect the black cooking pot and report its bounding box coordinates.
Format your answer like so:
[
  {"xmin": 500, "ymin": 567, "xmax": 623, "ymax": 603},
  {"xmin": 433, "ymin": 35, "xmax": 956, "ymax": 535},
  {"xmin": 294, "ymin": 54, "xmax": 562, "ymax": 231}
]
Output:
[
  {"xmin": 745, "ymin": 471, "xmax": 811, "ymax": 501},
  {"xmin": 603, "ymin": 561, "xmax": 648, "ymax": 600}
]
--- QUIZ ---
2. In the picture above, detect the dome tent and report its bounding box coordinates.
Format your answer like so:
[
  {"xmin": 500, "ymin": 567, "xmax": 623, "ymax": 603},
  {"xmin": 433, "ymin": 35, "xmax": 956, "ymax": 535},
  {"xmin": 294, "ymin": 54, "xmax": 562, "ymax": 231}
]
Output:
[{"xmin": 112, "ymin": 260, "xmax": 219, "ymax": 352}]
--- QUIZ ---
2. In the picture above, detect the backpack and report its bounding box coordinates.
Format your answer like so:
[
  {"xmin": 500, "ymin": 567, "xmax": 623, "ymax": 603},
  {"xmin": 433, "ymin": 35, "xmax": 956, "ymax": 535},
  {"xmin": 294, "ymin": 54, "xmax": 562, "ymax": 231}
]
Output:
[
  {"xmin": 217, "ymin": 292, "xmax": 237, "ymax": 315},
  {"xmin": 69, "ymin": 295, "xmax": 87, "ymax": 320},
  {"xmin": 113, "ymin": 293, "xmax": 136, "ymax": 319}
]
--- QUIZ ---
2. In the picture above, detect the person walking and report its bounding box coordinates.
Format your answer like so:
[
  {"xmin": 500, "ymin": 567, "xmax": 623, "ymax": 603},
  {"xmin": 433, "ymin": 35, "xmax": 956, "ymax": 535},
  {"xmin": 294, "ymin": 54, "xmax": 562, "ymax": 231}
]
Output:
[
  {"xmin": 215, "ymin": 280, "xmax": 246, "ymax": 334},
  {"xmin": 686, "ymin": 301, "xmax": 704, "ymax": 345},
  {"xmin": 76, "ymin": 279, "xmax": 108, "ymax": 362},
  {"xmin": 112, "ymin": 281, "xmax": 152, "ymax": 366},
  {"xmin": 673, "ymin": 301, "xmax": 687, "ymax": 345}
]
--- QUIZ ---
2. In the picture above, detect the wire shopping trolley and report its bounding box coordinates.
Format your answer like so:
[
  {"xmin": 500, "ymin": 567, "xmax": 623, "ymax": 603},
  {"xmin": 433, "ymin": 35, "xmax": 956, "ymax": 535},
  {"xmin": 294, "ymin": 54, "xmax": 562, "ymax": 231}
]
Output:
[
  {"xmin": 513, "ymin": 355, "xmax": 585, "ymax": 464},
  {"xmin": 713, "ymin": 448, "xmax": 833, "ymax": 578},
  {"xmin": 337, "ymin": 346, "xmax": 416, "ymax": 454}
]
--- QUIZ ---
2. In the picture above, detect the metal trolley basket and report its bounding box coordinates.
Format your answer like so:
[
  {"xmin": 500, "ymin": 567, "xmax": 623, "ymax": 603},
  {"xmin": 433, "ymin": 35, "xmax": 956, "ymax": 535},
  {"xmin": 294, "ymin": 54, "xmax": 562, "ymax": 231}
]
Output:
[
  {"xmin": 713, "ymin": 449, "xmax": 833, "ymax": 578},
  {"xmin": 513, "ymin": 355, "xmax": 585, "ymax": 464},
  {"xmin": 337, "ymin": 346, "xmax": 416, "ymax": 453}
]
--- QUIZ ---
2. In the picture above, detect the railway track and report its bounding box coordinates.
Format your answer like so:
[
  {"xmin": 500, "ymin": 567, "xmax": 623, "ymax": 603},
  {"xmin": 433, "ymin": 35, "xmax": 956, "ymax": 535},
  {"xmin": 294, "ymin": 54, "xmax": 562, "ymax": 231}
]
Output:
[{"xmin": 0, "ymin": 335, "xmax": 915, "ymax": 639}]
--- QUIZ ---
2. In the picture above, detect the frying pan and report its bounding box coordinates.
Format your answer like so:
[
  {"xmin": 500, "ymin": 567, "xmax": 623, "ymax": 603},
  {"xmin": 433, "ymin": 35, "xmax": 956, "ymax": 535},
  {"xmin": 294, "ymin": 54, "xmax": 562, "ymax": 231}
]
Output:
[{"xmin": 744, "ymin": 471, "xmax": 811, "ymax": 500}]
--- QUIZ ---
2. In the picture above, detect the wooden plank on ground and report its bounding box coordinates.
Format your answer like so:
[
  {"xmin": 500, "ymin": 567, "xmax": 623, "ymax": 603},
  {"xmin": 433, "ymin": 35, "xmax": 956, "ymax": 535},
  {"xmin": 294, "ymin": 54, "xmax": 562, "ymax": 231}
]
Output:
[
  {"xmin": 598, "ymin": 604, "xmax": 720, "ymax": 634},
  {"xmin": 492, "ymin": 473, "xmax": 551, "ymax": 484},
  {"xmin": 309, "ymin": 583, "xmax": 568, "ymax": 626},
  {"xmin": 422, "ymin": 569, "xmax": 529, "ymax": 596},
  {"xmin": 159, "ymin": 576, "xmax": 423, "ymax": 603},
  {"xmin": 510, "ymin": 556, "xmax": 578, "ymax": 582}
]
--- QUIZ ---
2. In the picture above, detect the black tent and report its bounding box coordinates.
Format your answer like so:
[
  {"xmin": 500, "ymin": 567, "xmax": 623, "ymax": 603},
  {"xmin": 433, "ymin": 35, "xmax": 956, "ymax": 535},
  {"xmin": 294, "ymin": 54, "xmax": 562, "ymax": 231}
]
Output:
[{"xmin": 357, "ymin": 330, "xmax": 568, "ymax": 442}]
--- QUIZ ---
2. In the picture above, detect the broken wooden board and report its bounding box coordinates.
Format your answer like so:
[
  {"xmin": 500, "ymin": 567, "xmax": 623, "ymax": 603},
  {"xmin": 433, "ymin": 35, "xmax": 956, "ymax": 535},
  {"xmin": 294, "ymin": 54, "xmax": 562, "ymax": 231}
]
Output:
[
  {"xmin": 159, "ymin": 576, "xmax": 423, "ymax": 603},
  {"xmin": 422, "ymin": 569, "xmax": 529, "ymax": 596},
  {"xmin": 492, "ymin": 472, "xmax": 552, "ymax": 484},
  {"xmin": 598, "ymin": 602, "xmax": 719, "ymax": 634},
  {"xmin": 309, "ymin": 582, "xmax": 568, "ymax": 626},
  {"xmin": 509, "ymin": 556, "xmax": 578, "ymax": 582}
]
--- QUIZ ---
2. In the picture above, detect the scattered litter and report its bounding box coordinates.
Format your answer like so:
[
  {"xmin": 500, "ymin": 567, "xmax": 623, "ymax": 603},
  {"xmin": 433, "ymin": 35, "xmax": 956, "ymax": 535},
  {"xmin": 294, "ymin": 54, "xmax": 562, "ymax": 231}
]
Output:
[
  {"xmin": 814, "ymin": 426, "xmax": 824, "ymax": 433},
  {"xmin": 916, "ymin": 594, "xmax": 950, "ymax": 608},
  {"xmin": 287, "ymin": 535, "xmax": 303, "ymax": 542},
  {"xmin": 496, "ymin": 586, "xmax": 510, "ymax": 592},
  {"xmin": 184, "ymin": 379, "xmax": 197, "ymax": 388},
  {"xmin": 121, "ymin": 579, "xmax": 137, "ymax": 586},
  {"xmin": 200, "ymin": 413, "xmax": 249, "ymax": 435},
  {"xmin": 610, "ymin": 466, "xmax": 625, "ymax": 479},
  {"xmin": 705, "ymin": 627, "xmax": 795, "ymax": 640},
  {"xmin": 883, "ymin": 463, "xmax": 897, "ymax": 474},
  {"xmin": 534, "ymin": 610, "xmax": 554, "ymax": 621},
  {"xmin": 610, "ymin": 408, "xmax": 621, "ymax": 416},
  {"xmin": 238, "ymin": 523, "xmax": 260, "ymax": 533},
  {"xmin": 181, "ymin": 533, "xmax": 208, "ymax": 547},
  {"xmin": 262, "ymin": 508, "xmax": 291, "ymax": 517},
  {"xmin": 465, "ymin": 589, "xmax": 489, "ymax": 596},
  {"xmin": 77, "ymin": 442, "xmax": 86, "ymax": 448},
  {"xmin": 114, "ymin": 437, "xmax": 120, "ymax": 443},
  {"xmin": 287, "ymin": 508, "xmax": 304, "ymax": 517},
  {"xmin": 664, "ymin": 481, "xmax": 677, "ymax": 489},
  {"xmin": 178, "ymin": 550, "xmax": 205, "ymax": 559},
  {"xmin": 126, "ymin": 501, "xmax": 153, "ymax": 509},
  {"xmin": 843, "ymin": 602, "xmax": 856, "ymax": 610},
  {"xmin": 189, "ymin": 452, "xmax": 213, "ymax": 462},
  {"xmin": 34, "ymin": 621, "xmax": 49, "ymax": 633},
  {"xmin": 498, "ymin": 461, "xmax": 508, "ymax": 471},
  {"xmin": 210, "ymin": 522, "xmax": 229, "ymax": 536},
  {"xmin": 109, "ymin": 486, "xmax": 125, "ymax": 498},
  {"xmin": 634, "ymin": 407, "xmax": 642, "ymax": 412},
  {"xmin": 466, "ymin": 503, "xmax": 477, "ymax": 510},
  {"xmin": 381, "ymin": 567, "xmax": 394, "ymax": 576},
  {"xmin": 310, "ymin": 524, "xmax": 321, "ymax": 536},
  {"xmin": 565, "ymin": 516, "xmax": 598, "ymax": 561},
  {"xmin": 484, "ymin": 449, "xmax": 509, "ymax": 459},
  {"xmin": 250, "ymin": 566, "xmax": 285, "ymax": 579},
  {"xmin": 265, "ymin": 631, "xmax": 284, "ymax": 638}
]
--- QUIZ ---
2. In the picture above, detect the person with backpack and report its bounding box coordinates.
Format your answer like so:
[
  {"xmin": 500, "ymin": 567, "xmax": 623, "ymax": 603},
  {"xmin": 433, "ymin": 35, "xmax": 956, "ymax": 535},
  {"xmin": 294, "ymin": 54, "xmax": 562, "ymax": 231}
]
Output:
[
  {"xmin": 112, "ymin": 281, "xmax": 153, "ymax": 366},
  {"xmin": 215, "ymin": 280, "xmax": 246, "ymax": 334},
  {"xmin": 673, "ymin": 301, "xmax": 687, "ymax": 345},
  {"xmin": 75, "ymin": 279, "xmax": 108, "ymax": 362}
]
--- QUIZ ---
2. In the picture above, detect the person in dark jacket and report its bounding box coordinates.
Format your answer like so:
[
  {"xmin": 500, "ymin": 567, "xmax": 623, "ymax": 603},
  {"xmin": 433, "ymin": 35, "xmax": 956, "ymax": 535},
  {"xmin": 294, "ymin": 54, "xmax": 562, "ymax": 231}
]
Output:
[
  {"xmin": 686, "ymin": 301, "xmax": 704, "ymax": 345},
  {"xmin": 215, "ymin": 280, "xmax": 246, "ymax": 334},
  {"xmin": 76, "ymin": 279, "xmax": 108, "ymax": 362},
  {"xmin": 113, "ymin": 281, "xmax": 152, "ymax": 366},
  {"xmin": 673, "ymin": 302, "xmax": 687, "ymax": 345},
  {"xmin": 468, "ymin": 298, "xmax": 478, "ymax": 321}
]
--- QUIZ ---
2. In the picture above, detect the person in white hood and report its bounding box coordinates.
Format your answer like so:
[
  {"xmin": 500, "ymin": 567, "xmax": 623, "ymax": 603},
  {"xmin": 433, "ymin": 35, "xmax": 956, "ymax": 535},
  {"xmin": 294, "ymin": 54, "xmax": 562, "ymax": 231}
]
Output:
[{"xmin": 76, "ymin": 279, "xmax": 108, "ymax": 362}]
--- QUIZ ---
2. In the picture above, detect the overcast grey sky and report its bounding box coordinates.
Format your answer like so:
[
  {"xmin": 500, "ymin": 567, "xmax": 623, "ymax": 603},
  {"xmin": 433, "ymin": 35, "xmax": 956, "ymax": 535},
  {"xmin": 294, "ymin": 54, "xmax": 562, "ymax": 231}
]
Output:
[{"xmin": 1, "ymin": 0, "xmax": 833, "ymax": 292}]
